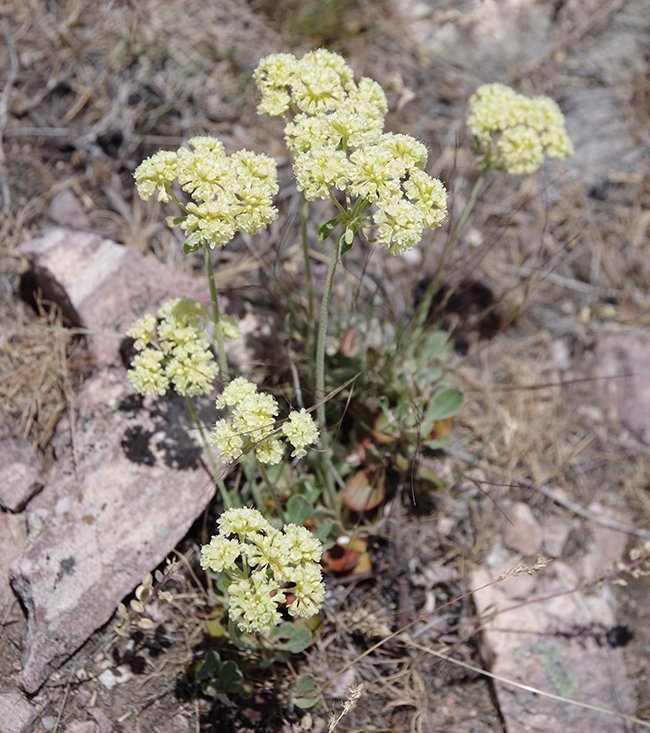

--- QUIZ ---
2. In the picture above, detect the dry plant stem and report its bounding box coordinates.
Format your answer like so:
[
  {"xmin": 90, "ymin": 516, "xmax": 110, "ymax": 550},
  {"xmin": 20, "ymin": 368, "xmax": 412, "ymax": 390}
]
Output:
[
  {"xmin": 301, "ymin": 199, "xmax": 315, "ymax": 366},
  {"xmin": 203, "ymin": 243, "xmax": 229, "ymax": 380},
  {"xmin": 185, "ymin": 396, "xmax": 232, "ymax": 509},
  {"xmin": 257, "ymin": 461, "xmax": 287, "ymax": 524},
  {"xmin": 413, "ymin": 170, "xmax": 487, "ymax": 330}
]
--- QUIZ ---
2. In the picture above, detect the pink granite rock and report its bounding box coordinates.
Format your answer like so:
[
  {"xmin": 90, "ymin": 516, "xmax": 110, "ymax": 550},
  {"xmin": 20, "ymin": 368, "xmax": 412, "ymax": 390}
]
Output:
[
  {"xmin": 48, "ymin": 190, "xmax": 89, "ymax": 229},
  {"xmin": 0, "ymin": 437, "xmax": 44, "ymax": 512},
  {"xmin": 21, "ymin": 228, "xmax": 207, "ymax": 368},
  {"xmin": 473, "ymin": 514, "xmax": 635, "ymax": 732},
  {"xmin": 503, "ymin": 502, "xmax": 543, "ymax": 556},
  {"xmin": 0, "ymin": 511, "xmax": 27, "ymax": 612},
  {"xmin": 0, "ymin": 691, "xmax": 36, "ymax": 733},
  {"xmin": 11, "ymin": 230, "xmax": 222, "ymax": 693}
]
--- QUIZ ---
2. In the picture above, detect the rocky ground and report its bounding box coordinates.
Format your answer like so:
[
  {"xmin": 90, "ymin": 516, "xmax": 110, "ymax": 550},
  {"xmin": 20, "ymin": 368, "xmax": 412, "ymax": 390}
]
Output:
[{"xmin": 1, "ymin": 1, "xmax": 649, "ymax": 731}]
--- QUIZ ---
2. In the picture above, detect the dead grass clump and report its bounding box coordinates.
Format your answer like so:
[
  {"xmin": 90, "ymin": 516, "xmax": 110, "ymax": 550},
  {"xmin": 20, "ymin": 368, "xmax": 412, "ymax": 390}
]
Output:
[{"xmin": 0, "ymin": 297, "xmax": 81, "ymax": 452}]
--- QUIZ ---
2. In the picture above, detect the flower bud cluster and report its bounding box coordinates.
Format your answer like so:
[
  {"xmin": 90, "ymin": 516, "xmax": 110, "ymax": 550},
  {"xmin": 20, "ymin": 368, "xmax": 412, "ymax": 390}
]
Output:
[
  {"xmin": 210, "ymin": 377, "xmax": 319, "ymax": 465},
  {"xmin": 467, "ymin": 83, "xmax": 573, "ymax": 174},
  {"xmin": 126, "ymin": 297, "xmax": 225, "ymax": 397},
  {"xmin": 254, "ymin": 50, "xmax": 447, "ymax": 254},
  {"xmin": 200, "ymin": 507, "xmax": 325, "ymax": 633},
  {"xmin": 134, "ymin": 136, "xmax": 279, "ymax": 251}
]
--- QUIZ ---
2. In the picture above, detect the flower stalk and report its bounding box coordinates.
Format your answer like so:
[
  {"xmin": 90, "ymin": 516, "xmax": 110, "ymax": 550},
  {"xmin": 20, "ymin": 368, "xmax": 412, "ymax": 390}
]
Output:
[{"xmin": 203, "ymin": 243, "xmax": 229, "ymax": 380}]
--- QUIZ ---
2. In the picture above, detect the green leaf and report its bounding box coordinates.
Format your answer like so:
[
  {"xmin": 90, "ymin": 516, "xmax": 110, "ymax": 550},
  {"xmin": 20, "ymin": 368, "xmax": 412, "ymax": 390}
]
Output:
[
  {"xmin": 286, "ymin": 495, "xmax": 314, "ymax": 525},
  {"xmin": 312, "ymin": 520, "xmax": 334, "ymax": 543},
  {"xmin": 218, "ymin": 660, "xmax": 244, "ymax": 693},
  {"xmin": 195, "ymin": 651, "xmax": 221, "ymax": 680},
  {"xmin": 182, "ymin": 240, "xmax": 199, "ymax": 254},
  {"xmin": 317, "ymin": 216, "xmax": 342, "ymax": 241},
  {"xmin": 291, "ymin": 674, "xmax": 317, "ymax": 695},
  {"xmin": 270, "ymin": 624, "xmax": 312, "ymax": 653},
  {"xmin": 165, "ymin": 215, "xmax": 184, "ymax": 228},
  {"xmin": 425, "ymin": 388, "xmax": 463, "ymax": 421},
  {"xmin": 293, "ymin": 696, "xmax": 321, "ymax": 709},
  {"xmin": 419, "ymin": 331, "xmax": 448, "ymax": 363}
]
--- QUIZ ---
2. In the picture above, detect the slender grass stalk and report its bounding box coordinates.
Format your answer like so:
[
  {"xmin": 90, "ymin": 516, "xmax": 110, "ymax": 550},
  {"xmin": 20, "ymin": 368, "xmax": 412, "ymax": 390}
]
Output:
[
  {"xmin": 185, "ymin": 395, "xmax": 233, "ymax": 508},
  {"xmin": 411, "ymin": 170, "xmax": 487, "ymax": 331},
  {"xmin": 203, "ymin": 243, "xmax": 229, "ymax": 380},
  {"xmin": 257, "ymin": 461, "xmax": 287, "ymax": 524}
]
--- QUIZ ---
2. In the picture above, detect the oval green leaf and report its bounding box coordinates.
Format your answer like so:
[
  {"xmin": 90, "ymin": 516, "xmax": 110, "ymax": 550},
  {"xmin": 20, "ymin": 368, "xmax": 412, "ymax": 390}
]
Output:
[{"xmin": 425, "ymin": 388, "xmax": 463, "ymax": 421}]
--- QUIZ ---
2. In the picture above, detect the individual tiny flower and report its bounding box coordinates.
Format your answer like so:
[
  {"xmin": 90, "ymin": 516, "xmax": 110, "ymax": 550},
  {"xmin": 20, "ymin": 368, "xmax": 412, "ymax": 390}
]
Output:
[
  {"xmin": 282, "ymin": 409, "xmax": 319, "ymax": 458},
  {"xmin": 126, "ymin": 298, "xmax": 218, "ymax": 398},
  {"xmin": 467, "ymin": 83, "xmax": 573, "ymax": 174},
  {"xmin": 200, "ymin": 507, "xmax": 325, "ymax": 633}
]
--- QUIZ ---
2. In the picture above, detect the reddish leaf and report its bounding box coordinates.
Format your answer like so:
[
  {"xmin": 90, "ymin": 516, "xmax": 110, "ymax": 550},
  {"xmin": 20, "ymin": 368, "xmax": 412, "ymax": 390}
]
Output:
[
  {"xmin": 340, "ymin": 325, "xmax": 357, "ymax": 356},
  {"xmin": 343, "ymin": 469, "xmax": 385, "ymax": 512}
]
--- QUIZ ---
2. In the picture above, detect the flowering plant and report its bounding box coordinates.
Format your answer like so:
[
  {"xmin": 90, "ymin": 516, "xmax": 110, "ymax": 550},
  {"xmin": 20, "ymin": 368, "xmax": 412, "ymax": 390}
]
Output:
[
  {"xmin": 467, "ymin": 83, "xmax": 573, "ymax": 175},
  {"xmin": 124, "ymin": 52, "xmax": 574, "ymax": 686},
  {"xmin": 210, "ymin": 377, "xmax": 319, "ymax": 465},
  {"xmin": 200, "ymin": 507, "xmax": 325, "ymax": 633},
  {"xmin": 126, "ymin": 297, "xmax": 221, "ymax": 398}
]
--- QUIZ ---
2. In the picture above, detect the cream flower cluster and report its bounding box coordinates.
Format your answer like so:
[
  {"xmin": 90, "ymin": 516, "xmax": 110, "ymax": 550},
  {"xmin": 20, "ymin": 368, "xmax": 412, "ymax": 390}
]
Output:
[
  {"xmin": 200, "ymin": 507, "xmax": 325, "ymax": 633},
  {"xmin": 467, "ymin": 83, "xmax": 573, "ymax": 175},
  {"xmin": 134, "ymin": 136, "xmax": 279, "ymax": 251},
  {"xmin": 210, "ymin": 377, "xmax": 319, "ymax": 464},
  {"xmin": 126, "ymin": 297, "xmax": 221, "ymax": 397},
  {"xmin": 254, "ymin": 50, "xmax": 447, "ymax": 255}
]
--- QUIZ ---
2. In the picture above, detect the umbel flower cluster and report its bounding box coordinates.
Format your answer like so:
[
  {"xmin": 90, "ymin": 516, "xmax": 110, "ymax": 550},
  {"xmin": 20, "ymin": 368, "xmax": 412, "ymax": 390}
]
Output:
[
  {"xmin": 254, "ymin": 50, "xmax": 448, "ymax": 254},
  {"xmin": 133, "ymin": 136, "xmax": 279, "ymax": 251},
  {"xmin": 126, "ymin": 297, "xmax": 233, "ymax": 397},
  {"xmin": 200, "ymin": 507, "xmax": 325, "ymax": 633},
  {"xmin": 210, "ymin": 377, "xmax": 319, "ymax": 465},
  {"xmin": 467, "ymin": 83, "xmax": 573, "ymax": 175}
]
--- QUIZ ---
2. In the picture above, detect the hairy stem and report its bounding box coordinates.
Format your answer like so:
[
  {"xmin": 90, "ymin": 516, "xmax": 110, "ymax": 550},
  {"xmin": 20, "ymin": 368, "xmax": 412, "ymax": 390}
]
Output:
[
  {"xmin": 314, "ymin": 232, "xmax": 345, "ymax": 515},
  {"xmin": 301, "ymin": 200, "xmax": 315, "ymax": 371},
  {"xmin": 257, "ymin": 461, "xmax": 287, "ymax": 524},
  {"xmin": 315, "ymin": 232, "xmax": 344, "ymax": 441},
  {"xmin": 203, "ymin": 243, "xmax": 229, "ymax": 380}
]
